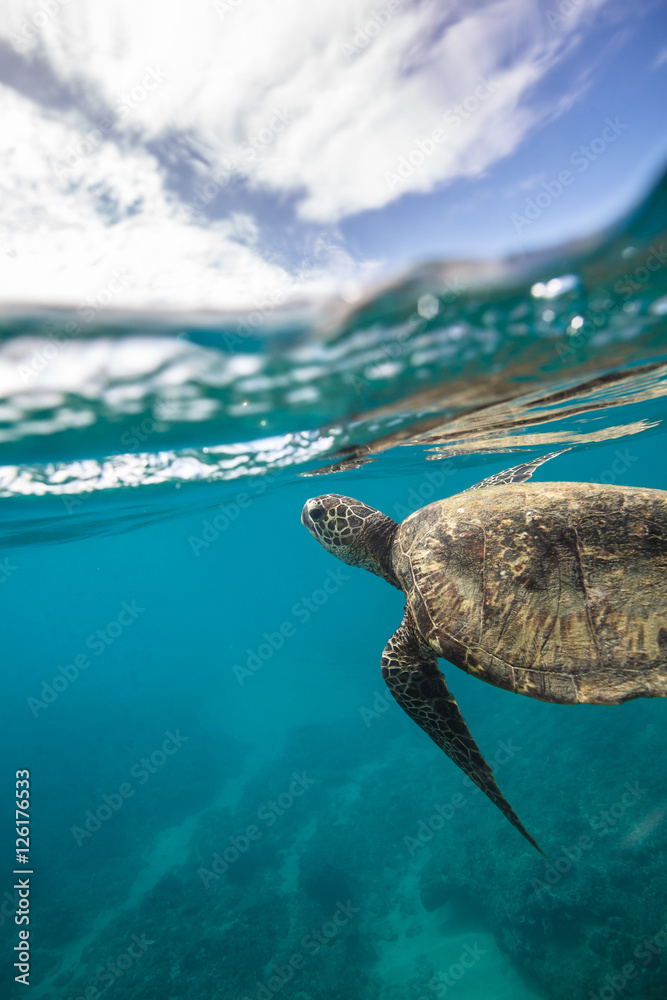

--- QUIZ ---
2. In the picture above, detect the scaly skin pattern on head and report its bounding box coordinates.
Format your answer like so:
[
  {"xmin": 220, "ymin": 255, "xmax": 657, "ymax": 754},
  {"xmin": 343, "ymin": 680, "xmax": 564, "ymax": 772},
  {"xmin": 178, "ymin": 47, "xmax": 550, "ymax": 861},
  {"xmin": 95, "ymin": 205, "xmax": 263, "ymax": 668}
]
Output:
[{"xmin": 301, "ymin": 494, "xmax": 401, "ymax": 588}]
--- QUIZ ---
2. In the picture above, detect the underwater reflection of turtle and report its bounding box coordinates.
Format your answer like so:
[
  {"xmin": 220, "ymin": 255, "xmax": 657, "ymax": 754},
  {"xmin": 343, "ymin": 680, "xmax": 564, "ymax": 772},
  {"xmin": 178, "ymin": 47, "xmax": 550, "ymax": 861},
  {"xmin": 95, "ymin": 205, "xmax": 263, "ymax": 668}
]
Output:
[{"xmin": 301, "ymin": 452, "xmax": 667, "ymax": 853}]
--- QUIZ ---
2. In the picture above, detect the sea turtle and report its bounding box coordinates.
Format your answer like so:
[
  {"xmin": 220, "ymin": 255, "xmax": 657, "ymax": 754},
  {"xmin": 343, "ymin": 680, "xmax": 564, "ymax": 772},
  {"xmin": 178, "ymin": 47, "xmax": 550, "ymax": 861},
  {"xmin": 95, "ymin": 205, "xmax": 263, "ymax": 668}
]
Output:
[{"xmin": 301, "ymin": 452, "xmax": 667, "ymax": 852}]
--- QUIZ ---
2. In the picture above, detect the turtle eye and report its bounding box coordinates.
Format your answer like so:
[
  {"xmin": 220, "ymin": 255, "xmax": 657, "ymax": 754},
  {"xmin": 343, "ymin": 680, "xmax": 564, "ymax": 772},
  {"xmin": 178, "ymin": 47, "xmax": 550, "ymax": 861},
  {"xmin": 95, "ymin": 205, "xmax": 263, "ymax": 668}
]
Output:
[{"xmin": 310, "ymin": 506, "xmax": 325, "ymax": 522}]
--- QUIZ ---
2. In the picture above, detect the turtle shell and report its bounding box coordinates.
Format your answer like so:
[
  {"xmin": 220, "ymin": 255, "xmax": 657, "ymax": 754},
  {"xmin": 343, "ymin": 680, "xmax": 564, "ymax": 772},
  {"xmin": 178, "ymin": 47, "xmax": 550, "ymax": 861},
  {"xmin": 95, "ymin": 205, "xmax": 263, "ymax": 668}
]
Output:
[{"xmin": 392, "ymin": 482, "xmax": 667, "ymax": 704}]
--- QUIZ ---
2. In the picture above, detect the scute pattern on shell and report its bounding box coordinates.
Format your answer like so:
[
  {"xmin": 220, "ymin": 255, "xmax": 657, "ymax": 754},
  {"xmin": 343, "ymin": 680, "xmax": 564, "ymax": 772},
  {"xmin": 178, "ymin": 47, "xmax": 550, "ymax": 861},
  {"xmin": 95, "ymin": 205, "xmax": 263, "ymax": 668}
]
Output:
[{"xmin": 393, "ymin": 482, "xmax": 667, "ymax": 705}]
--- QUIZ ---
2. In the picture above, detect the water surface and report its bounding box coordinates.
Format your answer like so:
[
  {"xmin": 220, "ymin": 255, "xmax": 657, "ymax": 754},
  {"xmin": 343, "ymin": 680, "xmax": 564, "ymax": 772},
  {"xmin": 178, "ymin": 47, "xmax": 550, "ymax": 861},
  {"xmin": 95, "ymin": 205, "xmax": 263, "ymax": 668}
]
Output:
[{"xmin": 1, "ymin": 171, "xmax": 667, "ymax": 1000}]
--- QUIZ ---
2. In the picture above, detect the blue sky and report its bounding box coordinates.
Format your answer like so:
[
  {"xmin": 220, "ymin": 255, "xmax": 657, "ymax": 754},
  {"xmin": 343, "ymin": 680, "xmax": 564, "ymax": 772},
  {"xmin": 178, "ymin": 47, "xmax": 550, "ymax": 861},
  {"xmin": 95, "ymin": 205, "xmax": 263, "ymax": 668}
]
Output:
[
  {"xmin": 345, "ymin": 0, "xmax": 667, "ymax": 268},
  {"xmin": 0, "ymin": 0, "xmax": 665, "ymax": 310}
]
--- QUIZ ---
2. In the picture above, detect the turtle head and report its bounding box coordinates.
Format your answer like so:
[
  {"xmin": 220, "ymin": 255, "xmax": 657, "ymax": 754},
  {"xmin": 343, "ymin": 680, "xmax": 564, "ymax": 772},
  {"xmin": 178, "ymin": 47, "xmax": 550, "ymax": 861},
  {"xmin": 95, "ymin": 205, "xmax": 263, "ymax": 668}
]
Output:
[{"xmin": 301, "ymin": 494, "xmax": 400, "ymax": 588}]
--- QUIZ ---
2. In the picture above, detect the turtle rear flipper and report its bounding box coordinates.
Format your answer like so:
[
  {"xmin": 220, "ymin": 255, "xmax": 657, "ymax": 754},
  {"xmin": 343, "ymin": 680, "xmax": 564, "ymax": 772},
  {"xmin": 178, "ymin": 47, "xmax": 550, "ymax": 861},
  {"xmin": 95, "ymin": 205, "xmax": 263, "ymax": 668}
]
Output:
[
  {"xmin": 465, "ymin": 449, "xmax": 570, "ymax": 492},
  {"xmin": 381, "ymin": 612, "xmax": 543, "ymax": 855}
]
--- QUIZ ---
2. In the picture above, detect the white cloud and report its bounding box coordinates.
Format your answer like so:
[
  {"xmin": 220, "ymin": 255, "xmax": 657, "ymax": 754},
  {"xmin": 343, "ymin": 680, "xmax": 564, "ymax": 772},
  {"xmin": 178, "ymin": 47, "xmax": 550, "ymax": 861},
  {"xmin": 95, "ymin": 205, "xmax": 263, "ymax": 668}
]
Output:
[{"xmin": 0, "ymin": 0, "xmax": 613, "ymax": 309}]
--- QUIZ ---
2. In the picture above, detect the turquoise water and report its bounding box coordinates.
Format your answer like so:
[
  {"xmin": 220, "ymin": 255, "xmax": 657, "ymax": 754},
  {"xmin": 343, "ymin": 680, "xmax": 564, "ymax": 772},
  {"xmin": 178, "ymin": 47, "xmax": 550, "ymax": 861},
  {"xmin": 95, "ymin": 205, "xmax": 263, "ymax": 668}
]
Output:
[{"xmin": 1, "ymin": 172, "xmax": 667, "ymax": 1000}]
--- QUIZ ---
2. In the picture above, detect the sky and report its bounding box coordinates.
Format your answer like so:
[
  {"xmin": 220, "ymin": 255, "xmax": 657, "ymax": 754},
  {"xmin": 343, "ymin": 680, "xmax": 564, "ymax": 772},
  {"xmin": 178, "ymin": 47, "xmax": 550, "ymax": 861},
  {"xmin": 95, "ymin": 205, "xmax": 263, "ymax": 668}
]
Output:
[{"xmin": 0, "ymin": 0, "xmax": 666, "ymax": 312}]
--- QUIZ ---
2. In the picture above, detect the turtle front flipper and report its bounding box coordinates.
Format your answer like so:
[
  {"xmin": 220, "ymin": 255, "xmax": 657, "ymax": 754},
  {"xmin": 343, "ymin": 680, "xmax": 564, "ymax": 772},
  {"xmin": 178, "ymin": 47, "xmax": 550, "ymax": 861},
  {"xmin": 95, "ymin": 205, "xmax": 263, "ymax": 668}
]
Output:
[{"xmin": 381, "ymin": 612, "xmax": 543, "ymax": 854}]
